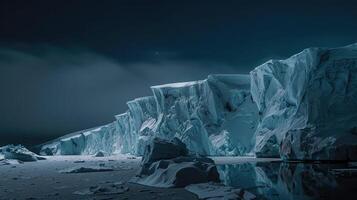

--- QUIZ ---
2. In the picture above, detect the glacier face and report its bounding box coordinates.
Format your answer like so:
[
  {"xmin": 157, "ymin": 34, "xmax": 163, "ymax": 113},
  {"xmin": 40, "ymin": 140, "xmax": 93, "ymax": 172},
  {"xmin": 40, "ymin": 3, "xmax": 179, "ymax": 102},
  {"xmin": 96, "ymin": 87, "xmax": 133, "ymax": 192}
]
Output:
[
  {"xmin": 151, "ymin": 74, "xmax": 258, "ymax": 155},
  {"xmin": 40, "ymin": 123, "xmax": 118, "ymax": 155},
  {"xmin": 123, "ymin": 96, "xmax": 158, "ymax": 155},
  {"xmin": 39, "ymin": 74, "xmax": 258, "ymax": 156},
  {"xmin": 38, "ymin": 44, "xmax": 357, "ymax": 160},
  {"xmin": 251, "ymin": 44, "xmax": 357, "ymax": 160}
]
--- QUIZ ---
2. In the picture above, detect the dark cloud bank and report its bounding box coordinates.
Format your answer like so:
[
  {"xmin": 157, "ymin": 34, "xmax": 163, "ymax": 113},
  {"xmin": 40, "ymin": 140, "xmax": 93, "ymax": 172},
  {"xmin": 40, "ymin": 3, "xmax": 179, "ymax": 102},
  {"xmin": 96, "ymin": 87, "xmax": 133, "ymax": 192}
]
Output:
[
  {"xmin": 1, "ymin": 0, "xmax": 357, "ymax": 146},
  {"xmin": 0, "ymin": 47, "xmax": 243, "ymax": 146}
]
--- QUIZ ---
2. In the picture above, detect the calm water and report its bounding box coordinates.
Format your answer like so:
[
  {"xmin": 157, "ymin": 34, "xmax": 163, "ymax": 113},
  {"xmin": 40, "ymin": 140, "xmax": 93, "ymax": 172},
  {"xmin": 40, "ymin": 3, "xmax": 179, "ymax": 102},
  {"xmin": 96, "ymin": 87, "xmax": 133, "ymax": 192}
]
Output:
[{"xmin": 217, "ymin": 161, "xmax": 357, "ymax": 200}]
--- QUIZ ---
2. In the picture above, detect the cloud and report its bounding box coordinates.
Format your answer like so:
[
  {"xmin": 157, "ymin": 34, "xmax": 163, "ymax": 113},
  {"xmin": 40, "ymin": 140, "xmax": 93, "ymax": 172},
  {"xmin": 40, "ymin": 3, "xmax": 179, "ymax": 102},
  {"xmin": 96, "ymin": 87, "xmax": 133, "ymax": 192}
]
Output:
[{"xmin": 0, "ymin": 46, "xmax": 244, "ymax": 145}]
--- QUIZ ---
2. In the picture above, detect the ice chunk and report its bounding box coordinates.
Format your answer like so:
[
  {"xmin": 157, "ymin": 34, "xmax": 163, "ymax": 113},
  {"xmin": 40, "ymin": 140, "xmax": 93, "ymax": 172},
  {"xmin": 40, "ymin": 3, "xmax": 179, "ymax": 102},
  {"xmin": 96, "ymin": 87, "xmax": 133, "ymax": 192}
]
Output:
[
  {"xmin": 59, "ymin": 166, "xmax": 114, "ymax": 173},
  {"xmin": 132, "ymin": 138, "xmax": 220, "ymax": 188},
  {"xmin": 0, "ymin": 145, "xmax": 45, "ymax": 162},
  {"xmin": 133, "ymin": 157, "xmax": 220, "ymax": 188},
  {"xmin": 251, "ymin": 44, "xmax": 357, "ymax": 160},
  {"xmin": 185, "ymin": 182, "xmax": 256, "ymax": 200},
  {"xmin": 93, "ymin": 151, "xmax": 106, "ymax": 157},
  {"xmin": 74, "ymin": 183, "xmax": 129, "ymax": 195}
]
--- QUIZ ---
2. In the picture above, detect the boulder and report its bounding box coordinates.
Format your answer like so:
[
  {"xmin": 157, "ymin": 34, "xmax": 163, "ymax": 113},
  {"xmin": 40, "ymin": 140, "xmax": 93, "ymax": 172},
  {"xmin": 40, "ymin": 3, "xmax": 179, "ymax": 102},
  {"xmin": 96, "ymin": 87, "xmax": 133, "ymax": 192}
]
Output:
[{"xmin": 132, "ymin": 137, "xmax": 220, "ymax": 188}]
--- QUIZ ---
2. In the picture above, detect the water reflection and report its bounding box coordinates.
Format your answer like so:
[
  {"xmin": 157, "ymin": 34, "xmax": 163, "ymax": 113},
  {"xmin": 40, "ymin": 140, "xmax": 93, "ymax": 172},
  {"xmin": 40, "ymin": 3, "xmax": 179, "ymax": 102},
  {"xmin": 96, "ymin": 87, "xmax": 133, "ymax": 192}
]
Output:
[{"xmin": 217, "ymin": 161, "xmax": 357, "ymax": 199}]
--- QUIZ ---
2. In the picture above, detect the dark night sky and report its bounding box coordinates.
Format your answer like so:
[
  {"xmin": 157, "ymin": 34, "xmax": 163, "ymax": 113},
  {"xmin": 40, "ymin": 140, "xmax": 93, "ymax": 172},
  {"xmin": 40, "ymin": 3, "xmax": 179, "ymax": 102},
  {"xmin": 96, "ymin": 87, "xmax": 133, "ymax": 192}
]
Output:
[{"xmin": 0, "ymin": 0, "xmax": 356, "ymax": 146}]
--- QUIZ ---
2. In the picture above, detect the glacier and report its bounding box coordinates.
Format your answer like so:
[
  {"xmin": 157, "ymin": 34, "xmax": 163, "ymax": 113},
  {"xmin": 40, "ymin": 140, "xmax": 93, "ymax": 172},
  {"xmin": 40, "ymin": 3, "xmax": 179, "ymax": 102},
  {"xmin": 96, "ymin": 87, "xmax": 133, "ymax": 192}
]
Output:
[
  {"xmin": 38, "ymin": 74, "xmax": 258, "ymax": 157},
  {"xmin": 37, "ymin": 43, "xmax": 357, "ymax": 161}
]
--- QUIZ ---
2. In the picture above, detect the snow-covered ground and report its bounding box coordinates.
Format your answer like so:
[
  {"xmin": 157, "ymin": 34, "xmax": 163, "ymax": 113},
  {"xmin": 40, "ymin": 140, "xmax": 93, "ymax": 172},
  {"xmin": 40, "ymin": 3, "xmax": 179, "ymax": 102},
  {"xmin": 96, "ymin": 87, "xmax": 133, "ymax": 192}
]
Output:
[{"xmin": 0, "ymin": 155, "xmax": 197, "ymax": 200}]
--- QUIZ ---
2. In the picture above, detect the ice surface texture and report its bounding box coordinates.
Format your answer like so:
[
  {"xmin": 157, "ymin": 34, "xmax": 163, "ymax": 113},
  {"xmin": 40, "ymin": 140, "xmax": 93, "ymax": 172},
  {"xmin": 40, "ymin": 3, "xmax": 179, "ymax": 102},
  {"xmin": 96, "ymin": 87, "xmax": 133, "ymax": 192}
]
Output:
[{"xmin": 251, "ymin": 44, "xmax": 357, "ymax": 160}]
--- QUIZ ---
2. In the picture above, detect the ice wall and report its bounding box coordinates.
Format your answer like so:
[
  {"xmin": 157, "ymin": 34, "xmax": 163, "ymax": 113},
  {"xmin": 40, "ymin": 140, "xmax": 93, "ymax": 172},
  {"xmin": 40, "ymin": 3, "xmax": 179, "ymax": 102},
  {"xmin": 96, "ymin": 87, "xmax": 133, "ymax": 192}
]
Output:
[
  {"xmin": 39, "ymin": 96, "xmax": 157, "ymax": 156},
  {"xmin": 39, "ymin": 44, "xmax": 357, "ymax": 159},
  {"xmin": 39, "ymin": 74, "xmax": 258, "ymax": 156},
  {"xmin": 39, "ymin": 123, "xmax": 118, "ymax": 155},
  {"xmin": 150, "ymin": 74, "xmax": 258, "ymax": 155},
  {"xmin": 251, "ymin": 44, "xmax": 357, "ymax": 160},
  {"xmin": 126, "ymin": 96, "xmax": 158, "ymax": 155}
]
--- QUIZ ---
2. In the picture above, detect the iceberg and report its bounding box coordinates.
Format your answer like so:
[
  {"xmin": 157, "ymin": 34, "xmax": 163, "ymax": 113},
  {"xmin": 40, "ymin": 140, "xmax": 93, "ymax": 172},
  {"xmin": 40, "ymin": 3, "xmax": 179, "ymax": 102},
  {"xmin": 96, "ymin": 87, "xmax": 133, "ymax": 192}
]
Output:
[{"xmin": 251, "ymin": 44, "xmax": 357, "ymax": 160}]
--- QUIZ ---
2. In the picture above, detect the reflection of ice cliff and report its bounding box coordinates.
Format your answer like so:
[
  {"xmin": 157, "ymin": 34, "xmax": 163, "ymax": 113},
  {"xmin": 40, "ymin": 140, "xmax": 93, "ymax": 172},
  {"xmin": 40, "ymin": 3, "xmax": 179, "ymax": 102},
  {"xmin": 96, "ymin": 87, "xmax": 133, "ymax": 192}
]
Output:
[
  {"xmin": 38, "ymin": 44, "xmax": 357, "ymax": 161},
  {"xmin": 218, "ymin": 162, "xmax": 355, "ymax": 200}
]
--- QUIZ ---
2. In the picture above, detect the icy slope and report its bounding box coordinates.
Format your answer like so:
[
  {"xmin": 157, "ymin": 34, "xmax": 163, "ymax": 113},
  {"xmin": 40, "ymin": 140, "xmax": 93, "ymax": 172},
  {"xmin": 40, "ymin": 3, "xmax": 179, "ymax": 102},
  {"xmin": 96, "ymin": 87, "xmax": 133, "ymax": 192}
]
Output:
[
  {"xmin": 39, "ymin": 74, "xmax": 258, "ymax": 156},
  {"xmin": 251, "ymin": 44, "xmax": 357, "ymax": 160}
]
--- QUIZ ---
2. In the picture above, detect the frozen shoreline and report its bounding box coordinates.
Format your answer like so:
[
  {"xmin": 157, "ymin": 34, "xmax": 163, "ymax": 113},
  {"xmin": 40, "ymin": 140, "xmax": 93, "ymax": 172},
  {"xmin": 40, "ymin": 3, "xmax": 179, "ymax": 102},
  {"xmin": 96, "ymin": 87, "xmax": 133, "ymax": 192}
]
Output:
[
  {"xmin": 0, "ymin": 155, "xmax": 282, "ymax": 200},
  {"xmin": 0, "ymin": 155, "xmax": 196, "ymax": 200},
  {"xmin": 1, "ymin": 155, "xmax": 357, "ymax": 199}
]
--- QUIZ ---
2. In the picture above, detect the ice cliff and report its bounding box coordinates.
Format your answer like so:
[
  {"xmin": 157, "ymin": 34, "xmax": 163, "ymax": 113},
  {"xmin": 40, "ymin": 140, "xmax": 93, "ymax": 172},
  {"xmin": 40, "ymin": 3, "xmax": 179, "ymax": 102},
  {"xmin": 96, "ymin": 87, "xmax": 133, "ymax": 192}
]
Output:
[
  {"xmin": 251, "ymin": 43, "xmax": 357, "ymax": 160},
  {"xmin": 38, "ymin": 44, "xmax": 357, "ymax": 160},
  {"xmin": 38, "ymin": 74, "xmax": 258, "ymax": 156},
  {"xmin": 151, "ymin": 74, "xmax": 258, "ymax": 155}
]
